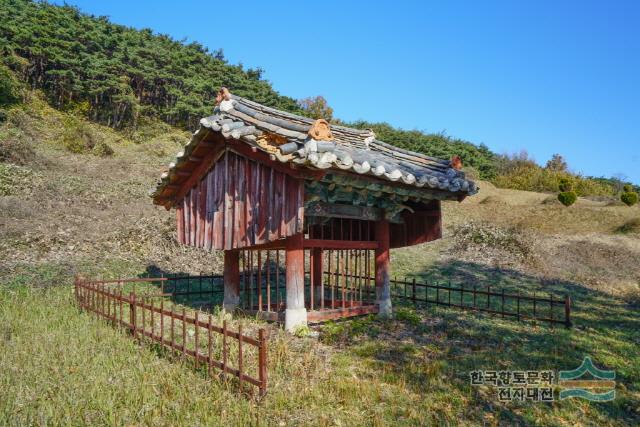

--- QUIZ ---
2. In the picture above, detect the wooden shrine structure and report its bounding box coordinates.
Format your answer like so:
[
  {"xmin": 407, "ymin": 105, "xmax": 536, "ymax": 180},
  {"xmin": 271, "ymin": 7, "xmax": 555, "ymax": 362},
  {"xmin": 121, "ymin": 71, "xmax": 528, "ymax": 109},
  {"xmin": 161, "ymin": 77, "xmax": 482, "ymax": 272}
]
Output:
[{"xmin": 152, "ymin": 88, "xmax": 478, "ymax": 331}]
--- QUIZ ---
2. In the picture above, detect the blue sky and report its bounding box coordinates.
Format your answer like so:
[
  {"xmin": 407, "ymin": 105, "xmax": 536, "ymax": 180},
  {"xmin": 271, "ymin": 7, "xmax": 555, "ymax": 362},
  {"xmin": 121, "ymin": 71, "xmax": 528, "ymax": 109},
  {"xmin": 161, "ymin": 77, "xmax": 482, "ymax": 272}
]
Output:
[{"xmin": 54, "ymin": 0, "xmax": 640, "ymax": 183}]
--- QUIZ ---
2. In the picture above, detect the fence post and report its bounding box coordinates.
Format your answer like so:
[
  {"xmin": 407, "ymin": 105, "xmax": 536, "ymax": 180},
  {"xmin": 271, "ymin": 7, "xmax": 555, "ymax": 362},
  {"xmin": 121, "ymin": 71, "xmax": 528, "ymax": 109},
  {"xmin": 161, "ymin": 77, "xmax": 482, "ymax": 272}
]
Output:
[
  {"xmin": 222, "ymin": 319, "xmax": 228, "ymax": 374},
  {"xmin": 208, "ymin": 314, "xmax": 214, "ymax": 377},
  {"xmin": 424, "ymin": 279, "xmax": 428, "ymax": 304},
  {"xmin": 182, "ymin": 308, "xmax": 187, "ymax": 356},
  {"xmin": 564, "ymin": 295, "xmax": 572, "ymax": 328},
  {"xmin": 473, "ymin": 285, "xmax": 477, "ymax": 308},
  {"xmin": 412, "ymin": 278, "xmax": 416, "ymax": 305},
  {"xmin": 238, "ymin": 323, "xmax": 244, "ymax": 391},
  {"xmin": 193, "ymin": 311, "xmax": 199, "ymax": 368},
  {"xmin": 129, "ymin": 292, "xmax": 137, "ymax": 337},
  {"xmin": 258, "ymin": 328, "xmax": 267, "ymax": 397}
]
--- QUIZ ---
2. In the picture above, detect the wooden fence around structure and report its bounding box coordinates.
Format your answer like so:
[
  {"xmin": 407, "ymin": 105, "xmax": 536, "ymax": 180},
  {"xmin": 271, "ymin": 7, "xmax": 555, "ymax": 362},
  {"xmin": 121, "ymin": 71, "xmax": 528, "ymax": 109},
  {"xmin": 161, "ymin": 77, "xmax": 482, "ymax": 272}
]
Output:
[
  {"xmin": 336, "ymin": 273, "xmax": 572, "ymax": 328},
  {"xmin": 86, "ymin": 272, "xmax": 572, "ymax": 328},
  {"xmin": 74, "ymin": 277, "xmax": 268, "ymax": 396}
]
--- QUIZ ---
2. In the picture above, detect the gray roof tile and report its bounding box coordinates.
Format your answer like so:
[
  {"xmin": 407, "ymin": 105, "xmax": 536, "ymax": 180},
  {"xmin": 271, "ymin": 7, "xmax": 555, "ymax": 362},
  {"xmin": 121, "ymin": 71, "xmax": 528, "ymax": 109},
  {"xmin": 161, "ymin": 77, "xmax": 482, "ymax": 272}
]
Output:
[{"xmin": 152, "ymin": 95, "xmax": 478, "ymax": 202}]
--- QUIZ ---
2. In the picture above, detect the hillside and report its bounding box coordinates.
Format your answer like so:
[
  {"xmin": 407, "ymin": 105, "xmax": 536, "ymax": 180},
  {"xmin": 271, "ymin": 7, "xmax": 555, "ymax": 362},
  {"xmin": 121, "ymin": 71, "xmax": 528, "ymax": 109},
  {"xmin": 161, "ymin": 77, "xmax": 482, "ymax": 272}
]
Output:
[
  {"xmin": 1, "ymin": 93, "xmax": 639, "ymax": 425},
  {"xmin": 3, "ymin": 0, "xmax": 636, "ymax": 195},
  {"xmin": 0, "ymin": 0, "xmax": 540, "ymax": 182},
  {"xmin": 1, "ymin": 1, "xmax": 639, "ymax": 424},
  {"xmin": 3, "ymin": 96, "xmax": 639, "ymax": 294}
]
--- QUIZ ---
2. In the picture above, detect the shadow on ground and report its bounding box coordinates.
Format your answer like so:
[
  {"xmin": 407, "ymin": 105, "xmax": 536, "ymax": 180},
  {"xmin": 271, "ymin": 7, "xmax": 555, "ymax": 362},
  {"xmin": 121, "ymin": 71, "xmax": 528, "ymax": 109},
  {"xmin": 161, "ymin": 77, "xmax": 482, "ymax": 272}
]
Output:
[{"xmin": 320, "ymin": 260, "xmax": 640, "ymax": 425}]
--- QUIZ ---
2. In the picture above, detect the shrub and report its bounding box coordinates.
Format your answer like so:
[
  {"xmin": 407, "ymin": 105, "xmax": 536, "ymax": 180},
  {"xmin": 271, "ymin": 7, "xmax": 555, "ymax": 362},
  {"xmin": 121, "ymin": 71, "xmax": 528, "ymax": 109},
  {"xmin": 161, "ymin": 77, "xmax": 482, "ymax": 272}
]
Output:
[
  {"xmin": 0, "ymin": 163, "xmax": 40, "ymax": 196},
  {"xmin": 623, "ymin": 184, "xmax": 633, "ymax": 193},
  {"xmin": 61, "ymin": 117, "xmax": 100, "ymax": 154},
  {"xmin": 614, "ymin": 218, "xmax": 640, "ymax": 235},
  {"xmin": 395, "ymin": 307, "xmax": 421, "ymax": 327},
  {"xmin": 492, "ymin": 165, "xmax": 614, "ymax": 197},
  {"xmin": 92, "ymin": 141, "xmax": 114, "ymax": 157},
  {"xmin": 558, "ymin": 178, "xmax": 573, "ymax": 192},
  {"xmin": 0, "ymin": 127, "xmax": 35, "ymax": 165},
  {"xmin": 558, "ymin": 191, "xmax": 577, "ymax": 207},
  {"xmin": 293, "ymin": 325, "xmax": 312, "ymax": 338},
  {"xmin": 452, "ymin": 221, "xmax": 535, "ymax": 259},
  {"xmin": 0, "ymin": 64, "xmax": 22, "ymax": 107},
  {"xmin": 621, "ymin": 192, "xmax": 638, "ymax": 207}
]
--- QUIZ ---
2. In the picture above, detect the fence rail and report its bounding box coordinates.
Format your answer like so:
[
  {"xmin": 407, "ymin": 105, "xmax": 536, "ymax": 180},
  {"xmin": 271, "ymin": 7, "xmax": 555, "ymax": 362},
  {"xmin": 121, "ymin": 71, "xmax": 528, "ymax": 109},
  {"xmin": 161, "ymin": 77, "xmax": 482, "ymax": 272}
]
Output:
[
  {"xmin": 334, "ymin": 273, "xmax": 572, "ymax": 328},
  {"xmin": 74, "ymin": 277, "xmax": 268, "ymax": 395}
]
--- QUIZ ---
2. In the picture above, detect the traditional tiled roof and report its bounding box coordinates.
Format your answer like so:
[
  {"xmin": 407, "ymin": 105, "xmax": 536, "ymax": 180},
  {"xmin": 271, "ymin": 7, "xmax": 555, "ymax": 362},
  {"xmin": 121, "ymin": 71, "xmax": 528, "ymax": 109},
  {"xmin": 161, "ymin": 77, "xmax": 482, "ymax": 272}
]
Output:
[{"xmin": 152, "ymin": 92, "xmax": 478, "ymax": 205}]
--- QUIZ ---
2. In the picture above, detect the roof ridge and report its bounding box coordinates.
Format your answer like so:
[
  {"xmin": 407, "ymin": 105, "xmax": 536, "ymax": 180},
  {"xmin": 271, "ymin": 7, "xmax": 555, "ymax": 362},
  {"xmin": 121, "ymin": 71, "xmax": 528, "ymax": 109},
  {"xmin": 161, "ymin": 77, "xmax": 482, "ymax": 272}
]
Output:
[{"xmin": 151, "ymin": 92, "xmax": 478, "ymax": 207}]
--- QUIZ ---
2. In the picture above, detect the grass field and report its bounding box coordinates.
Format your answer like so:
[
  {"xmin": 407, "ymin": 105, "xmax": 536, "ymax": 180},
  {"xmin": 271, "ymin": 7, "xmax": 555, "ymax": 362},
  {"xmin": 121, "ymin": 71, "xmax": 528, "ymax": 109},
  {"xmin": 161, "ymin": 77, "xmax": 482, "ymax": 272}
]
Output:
[{"xmin": 1, "ymin": 98, "xmax": 639, "ymax": 425}]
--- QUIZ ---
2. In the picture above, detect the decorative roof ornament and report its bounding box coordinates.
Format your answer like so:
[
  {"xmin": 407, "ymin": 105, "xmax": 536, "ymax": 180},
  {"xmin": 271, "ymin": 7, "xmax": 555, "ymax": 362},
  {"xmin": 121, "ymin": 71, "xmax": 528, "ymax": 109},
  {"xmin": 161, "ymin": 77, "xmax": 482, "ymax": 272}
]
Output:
[
  {"xmin": 308, "ymin": 119, "xmax": 334, "ymax": 141},
  {"xmin": 150, "ymin": 93, "xmax": 479, "ymax": 206},
  {"xmin": 364, "ymin": 129, "xmax": 376, "ymax": 150},
  {"xmin": 451, "ymin": 155, "xmax": 463, "ymax": 170},
  {"xmin": 215, "ymin": 87, "xmax": 231, "ymax": 103},
  {"xmin": 216, "ymin": 87, "xmax": 234, "ymax": 112}
]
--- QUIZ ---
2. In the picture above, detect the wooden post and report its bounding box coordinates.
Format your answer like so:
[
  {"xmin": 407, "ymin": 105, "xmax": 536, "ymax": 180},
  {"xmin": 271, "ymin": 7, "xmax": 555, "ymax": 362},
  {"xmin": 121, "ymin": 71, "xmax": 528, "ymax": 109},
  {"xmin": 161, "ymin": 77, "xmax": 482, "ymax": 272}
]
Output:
[
  {"xmin": 223, "ymin": 250, "xmax": 240, "ymax": 312},
  {"xmin": 258, "ymin": 328, "xmax": 268, "ymax": 396},
  {"xmin": 129, "ymin": 292, "xmax": 137, "ymax": 337},
  {"xmin": 285, "ymin": 233, "xmax": 307, "ymax": 332},
  {"xmin": 375, "ymin": 219, "xmax": 392, "ymax": 318},
  {"xmin": 564, "ymin": 295, "xmax": 572, "ymax": 328},
  {"xmin": 312, "ymin": 248, "xmax": 323, "ymax": 309}
]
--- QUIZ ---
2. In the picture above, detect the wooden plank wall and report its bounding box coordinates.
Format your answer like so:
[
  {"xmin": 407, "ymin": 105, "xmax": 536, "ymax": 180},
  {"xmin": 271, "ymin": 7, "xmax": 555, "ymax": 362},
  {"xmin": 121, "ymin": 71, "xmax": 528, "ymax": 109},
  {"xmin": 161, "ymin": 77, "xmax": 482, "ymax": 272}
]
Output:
[
  {"xmin": 389, "ymin": 201, "xmax": 442, "ymax": 248},
  {"xmin": 175, "ymin": 150, "xmax": 304, "ymax": 250}
]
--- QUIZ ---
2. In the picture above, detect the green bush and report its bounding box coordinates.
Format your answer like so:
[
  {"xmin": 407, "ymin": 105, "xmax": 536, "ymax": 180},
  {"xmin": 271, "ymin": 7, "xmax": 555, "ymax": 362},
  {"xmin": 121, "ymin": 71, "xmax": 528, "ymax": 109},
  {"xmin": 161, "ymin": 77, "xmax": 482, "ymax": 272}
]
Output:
[
  {"xmin": 492, "ymin": 165, "xmax": 614, "ymax": 197},
  {"xmin": 558, "ymin": 178, "xmax": 573, "ymax": 192},
  {"xmin": 92, "ymin": 141, "xmax": 114, "ymax": 157},
  {"xmin": 614, "ymin": 218, "xmax": 640, "ymax": 234},
  {"xmin": 558, "ymin": 191, "xmax": 577, "ymax": 207},
  {"xmin": 0, "ymin": 163, "xmax": 40, "ymax": 196},
  {"xmin": 621, "ymin": 192, "xmax": 638, "ymax": 207},
  {"xmin": 61, "ymin": 117, "xmax": 99, "ymax": 154},
  {"xmin": 623, "ymin": 184, "xmax": 634, "ymax": 193},
  {"xmin": 0, "ymin": 64, "xmax": 22, "ymax": 107},
  {"xmin": 395, "ymin": 307, "xmax": 421, "ymax": 327},
  {"xmin": 0, "ymin": 127, "xmax": 35, "ymax": 165}
]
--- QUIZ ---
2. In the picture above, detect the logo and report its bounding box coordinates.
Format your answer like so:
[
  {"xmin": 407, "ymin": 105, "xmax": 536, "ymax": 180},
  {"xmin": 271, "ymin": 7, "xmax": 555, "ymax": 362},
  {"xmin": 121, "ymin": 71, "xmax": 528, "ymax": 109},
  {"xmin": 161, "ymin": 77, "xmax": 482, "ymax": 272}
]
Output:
[{"xmin": 559, "ymin": 357, "xmax": 616, "ymax": 401}]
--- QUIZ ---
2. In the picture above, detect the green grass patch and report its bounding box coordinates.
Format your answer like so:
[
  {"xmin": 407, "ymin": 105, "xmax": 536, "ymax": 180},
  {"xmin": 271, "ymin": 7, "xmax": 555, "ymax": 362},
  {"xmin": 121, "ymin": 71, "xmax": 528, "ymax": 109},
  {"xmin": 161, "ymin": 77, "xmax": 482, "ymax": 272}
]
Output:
[
  {"xmin": 1, "ymin": 260, "xmax": 639, "ymax": 425},
  {"xmin": 614, "ymin": 218, "xmax": 640, "ymax": 235}
]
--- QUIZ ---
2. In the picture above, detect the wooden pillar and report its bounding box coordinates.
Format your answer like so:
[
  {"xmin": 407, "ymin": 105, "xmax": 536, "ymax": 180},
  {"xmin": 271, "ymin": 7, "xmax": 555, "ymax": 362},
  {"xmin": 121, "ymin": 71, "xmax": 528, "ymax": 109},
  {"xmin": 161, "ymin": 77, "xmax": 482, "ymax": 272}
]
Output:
[
  {"xmin": 285, "ymin": 233, "xmax": 307, "ymax": 331},
  {"xmin": 375, "ymin": 219, "xmax": 392, "ymax": 317},
  {"xmin": 223, "ymin": 250, "xmax": 240, "ymax": 312},
  {"xmin": 312, "ymin": 248, "xmax": 323, "ymax": 308}
]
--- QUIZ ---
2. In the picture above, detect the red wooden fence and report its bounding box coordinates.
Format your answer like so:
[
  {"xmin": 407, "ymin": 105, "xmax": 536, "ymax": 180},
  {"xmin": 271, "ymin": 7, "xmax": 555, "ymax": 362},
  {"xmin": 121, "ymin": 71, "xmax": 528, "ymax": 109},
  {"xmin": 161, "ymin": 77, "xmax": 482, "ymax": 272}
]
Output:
[{"xmin": 74, "ymin": 277, "xmax": 268, "ymax": 395}]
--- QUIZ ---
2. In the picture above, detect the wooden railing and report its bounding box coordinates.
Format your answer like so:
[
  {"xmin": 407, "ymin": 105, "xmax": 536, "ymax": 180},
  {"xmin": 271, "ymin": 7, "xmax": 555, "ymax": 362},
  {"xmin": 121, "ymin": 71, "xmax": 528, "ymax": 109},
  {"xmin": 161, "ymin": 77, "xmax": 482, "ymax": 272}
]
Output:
[
  {"xmin": 332, "ymin": 273, "xmax": 572, "ymax": 328},
  {"xmin": 74, "ymin": 277, "xmax": 268, "ymax": 395}
]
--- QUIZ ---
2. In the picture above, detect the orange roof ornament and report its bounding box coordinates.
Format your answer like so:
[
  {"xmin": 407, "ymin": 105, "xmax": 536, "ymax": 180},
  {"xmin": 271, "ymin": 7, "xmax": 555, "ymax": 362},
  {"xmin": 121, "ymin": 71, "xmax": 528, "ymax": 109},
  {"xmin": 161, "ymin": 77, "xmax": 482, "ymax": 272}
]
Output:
[
  {"xmin": 451, "ymin": 155, "xmax": 463, "ymax": 170},
  {"xmin": 308, "ymin": 119, "xmax": 334, "ymax": 141},
  {"xmin": 215, "ymin": 87, "xmax": 231, "ymax": 103}
]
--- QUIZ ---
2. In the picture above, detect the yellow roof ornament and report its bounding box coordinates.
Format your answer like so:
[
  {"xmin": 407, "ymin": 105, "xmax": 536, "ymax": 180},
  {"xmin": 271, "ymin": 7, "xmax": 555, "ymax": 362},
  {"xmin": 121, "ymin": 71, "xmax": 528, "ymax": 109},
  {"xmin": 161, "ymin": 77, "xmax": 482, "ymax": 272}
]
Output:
[{"xmin": 308, "ymin": 119, "xmax": 334, "ymax": 141}]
